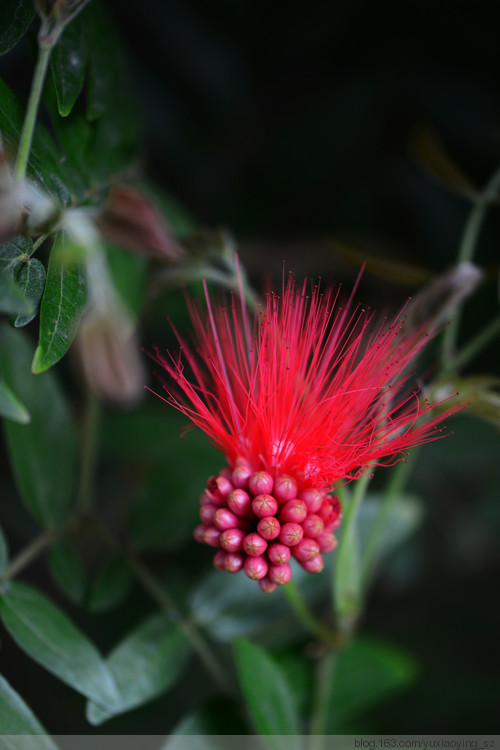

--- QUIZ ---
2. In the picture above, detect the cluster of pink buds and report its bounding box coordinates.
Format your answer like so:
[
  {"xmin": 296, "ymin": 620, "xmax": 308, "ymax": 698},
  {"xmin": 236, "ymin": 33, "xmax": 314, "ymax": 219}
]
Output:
[{"xmin": 194, "ymin": 460, "xmax": 342, "ymax": 593}]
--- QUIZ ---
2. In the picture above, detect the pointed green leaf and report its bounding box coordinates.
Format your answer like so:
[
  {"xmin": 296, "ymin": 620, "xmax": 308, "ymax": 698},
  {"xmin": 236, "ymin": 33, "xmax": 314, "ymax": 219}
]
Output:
[
  {"xmin": 326, "ymin": 636, "xmax": 418, "ymax": 730},
  {"xmin": 10, "ymin": 258, "xmax": 46, "ymax": 327},
  {"xmin": 0, "ymin": 582, "xmax": 120, "ymax": 710},
  {"xmin": 51, "ymin": 12, "xmax": 87, "ymax": 117},
  {"xmin": 48, "ymin": 542, "xmax": 87, "ymax": 605},
  {"xmin": 0, "ymin": 524, "xmax": 8, "ymax": 574},
  {"xmin": 0, "ymin": 674, "xmax": 59, "ymax": 747},
  {"xmin": 86, "ymin": 556, "xmax": 132, "ymax": 613},
  {"xmin": 86, "ymin": 614, "xmax": 190, "ymax": 725},
  {"xmin": 0, "ymin": 378, "xmax": 30, "ymax": 424},
  {"xmin": 32, "ymin": 233, "xmax": 87, "ymax": 374},
  {"xmin": 233, "ymin": 638, "xmax": 301, "ymax": 750},
  {"xmin": 0, "ymin": 0, "xmax": 36, "ymax": 56},
  {"xmin": 0, "ymin": 324, "xmax": 77, "ymax": 525},
  {"xmin": 0, "ymin": 237, "xmax": 32, "ymax": 276}
]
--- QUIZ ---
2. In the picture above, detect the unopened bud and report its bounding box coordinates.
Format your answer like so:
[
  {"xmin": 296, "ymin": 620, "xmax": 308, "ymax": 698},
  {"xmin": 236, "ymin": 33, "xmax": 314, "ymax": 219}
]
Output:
[
  {"xmin": 243, "ymin": 532, "xmax": 268, "ymax": 557},
  {"xmin": 252, "ymin": 494, "xmax": 278, "ymax": 518},
  {"xmin": 244, "ymin": 555, "xmax": 268, "ymax": 580},
  {"xmin": 300, "ymin": 554, "xmax": 324, "ymax": 573},
  {"xmin": 317, "ymin": 530, "xmax": 337, "ymax": 553},
  {"xmin": 207, "ymin": 475, "xmax": 233, "ymax": 500},
  {"xmin": 278, "ymin": 522, "xmax": 303, "ymax": 547},
  {"xmin": 227, "ymin": 489, "xmax": 253, "ymax": 518},
  {"xmin": 301, "ymin": 514, "xmax": 324, "ymax": 538},
  {"xmin": 232, "ymin": 464, "xmax": 252, "ymax": 489},
  {"xmin": 214, "ymin": 507, "xmax": 248, "ymax": 531},
  {"xmin": 199, "ymin": 504, "xmax": 217, "ymax": 525},
  {"xmin": 299, "ymin": 487, "xmax": 323, "ymax": 513},
  {"xmin": 249, "ymin": 471, "xmax": 274, "ymax": 496},
  {"xmin": 268, "ymin": 562, "xmax": 292, "ymax": 585},
  {"xmin": 257, "ymin": 516, "xmax": 281, "ymax": 540},
  {"xmin": 267, "ymin": 543, "xmax": 291, "ymax": 565},
  {"xmin": 225, "ymin": 552, "xmax": 245, "ymax": 573},
  {"xmin": 292, "ymin": 537, "xmax": 320, "ymax": 562},
  {"xmin": 258, "ymin": 577, "xmax": 277, "ymax": 594},
  {"xmin": 279, "ymin": 499, "xmax": 307, "ymax": 524},
  {"xmin": 203, "ymin": 526, "xmax": 221, "ymax": 548},
  {"xmin": 193, "ymin": 524, "xmax": 206, "ymax": 543},
  {"xmin": 274, "ymin": 475, "xmax": 298, "ymax": 502},
  {"xmin": 213, "ymin": 550, "xmax": 227, "ymax": 571},
  {"xmin": 220, "ymin": 528, "xmax": 245, "ymax": 552}
]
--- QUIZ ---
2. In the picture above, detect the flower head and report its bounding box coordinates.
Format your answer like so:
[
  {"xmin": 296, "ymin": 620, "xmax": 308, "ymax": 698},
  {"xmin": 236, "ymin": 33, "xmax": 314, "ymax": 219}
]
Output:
[{"xmin": 153, "ymin": 268, "xmax": 451, "ymax": 589}]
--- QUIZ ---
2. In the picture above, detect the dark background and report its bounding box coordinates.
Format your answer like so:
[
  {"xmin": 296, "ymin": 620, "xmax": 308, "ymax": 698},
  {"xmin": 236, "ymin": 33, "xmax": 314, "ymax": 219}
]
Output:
[{"xmin": 1, "ymin": 0, "xmax": 500, "ymax": 734}]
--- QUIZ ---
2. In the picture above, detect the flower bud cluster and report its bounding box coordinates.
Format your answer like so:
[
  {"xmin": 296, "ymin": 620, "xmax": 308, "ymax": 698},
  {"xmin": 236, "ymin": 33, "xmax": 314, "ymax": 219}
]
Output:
[{"xmin": 194, "ymin": 460, "xmax": 342, "ymax": 593}]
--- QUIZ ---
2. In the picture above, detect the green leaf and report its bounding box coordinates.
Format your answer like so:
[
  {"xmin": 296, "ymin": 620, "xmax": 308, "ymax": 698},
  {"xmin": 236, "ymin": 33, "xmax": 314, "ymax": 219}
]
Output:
[
  {"xmin": 233, "ymin": 638, "xmax": 301, "ymax": 749},
  {"xmin": 0, "ymin": 582, "xmax": 120, "ymax": 710},
  {"xmin": 334, "ymin": 486, "xmax": 362, "ymax": 620},
  {"xmin": 10, "ymin": 258, "xmax": 46, "ymax": 327},
  {"xmin": 48, "ymin": 542, "xmax": 86, "ymax": 605},
  {"xmin": 0, "ymin": 674, "xmax": 59, "ymax": 747},
  {"xmin": 0, "ymin": 77, "xmax": 80, "ymax": 205},
  {"xmin": 0, "ymin": 0, "xmax": 36, "ymax": 56},
  {"xmin": 0, "ymin": 324, "xmax": 77, "ymax": 525},
  {"xmin": 0, "ymin": 268, "xmax": 34, "ymax": 316},
  {"xmin": 86, "ymin": 614, "xmax": 190, "ymax": 725},
  {"xmin": 0, "ymin": 524, "xmax": 8, "ymax": 574},
  {"xmin": 0, "ymin": 237, "xmax": 32, "ymax": 277},
  {"xmin": 326, "ymin": 636, "xmax": 418, "ymax": 730},
  {"xmin": 0, "ymin": 377, "xmax": 30, "ymax": 424},
  {"xmin": 86, "ymin": 556, "xmax": 132, "ymax": 613},
  {"xmin": 51, "ymin": 12, "xmax": 87, "ymax": 117},
  {"xmin": 32, "ymin": 232, "xmax": 87, "ymax": 374}
]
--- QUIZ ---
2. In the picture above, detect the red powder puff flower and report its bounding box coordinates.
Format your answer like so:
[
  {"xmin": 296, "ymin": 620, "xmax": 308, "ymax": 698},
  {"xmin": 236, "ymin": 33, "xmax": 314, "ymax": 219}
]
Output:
[{"xmin": 152, "ymin": 268, "xmax": 451, "ymax": 591}]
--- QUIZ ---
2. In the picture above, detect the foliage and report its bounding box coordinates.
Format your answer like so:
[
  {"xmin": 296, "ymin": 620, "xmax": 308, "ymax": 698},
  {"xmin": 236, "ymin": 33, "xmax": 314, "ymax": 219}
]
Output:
[{"xmin": 0, "ymin": 0, "xmax": 499, "ymax": 741}]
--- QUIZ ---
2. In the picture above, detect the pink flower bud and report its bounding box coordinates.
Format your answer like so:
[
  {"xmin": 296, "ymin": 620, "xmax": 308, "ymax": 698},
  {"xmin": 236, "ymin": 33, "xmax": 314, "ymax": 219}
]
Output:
[
  {"xmin": 258, "ymin": 576, "xmax": 277, "ymax": 594},
  {"xmin": 257, "ymin": 516, "xmax": 281, "ymax": 540},
  {"xmin": 292, "ymin": 537, "xmax": 320, "ymax": 562},
  {"xmin": 274, "ymin": 475, "xmax": 298, "ymax": 502},
  {"xmin": 301, "ymin": 513, "xmax": 324, "ymax": 538},
  {"xmin": 267, "ymin": 542, "xmax": 291, "ymax": 565},
  {"xmin": 194, "ymin": 524, "xmax": 206, "ymax": 543},
  {"xmin": 278, "ymin": 522, "xmax": 304, "ymax": 547},
  {"xmin": 214, "ymin": 507, "xmax": 248, "ymax": 531},
  {"xmin": 317, "ymin": 530, "xmax": 337, "ymax": 552},
  {"xmin": 318, "ymin": 496, "xmax": 342, "ymax": 527},
  {"xmin": 243, "ymin": 532, "xmax": 268, "ymax": 557},
  {"xmin": 207, "ymin": 475, "xmax": 233, "ymax": 500},
  {"xmin": 232, "ymin": 464, "xmax": 252, "ymax": 489},
  {"xmin": 203, "ymin": 487, "xmax": 226, "ymax": 507},
  {"xmin": 225, "ymin": 552, "xmax": 245, "ymax": 573},
  {"xmin": 279, "ymin": 499, "xmax": 307, "ymax": 524},
  {"xmin": 300, "ymin": 554, "xmax": 324, "ymax": 573},
  {"xmin": 252, "ymin": 494, "xmax": 279, "ymax": 518},
  {"xmin": 219, "ymin": 467, "xmax": 233, "ymax": 481},
  {"xmin": 244, "ymin": 555, "xmax": 268, "ymax": 580},
  {"xmin": 203, "ymin": 526, "xmax": 221, "ymax": 547},
  {"xmin": 227, "ymin": 489, "xmax": 253, "ymax": 518},
  {"xmin": 199, "ymin": 504, "xmax": 217, "ymax": 525},
  {"xmin": 199, "ymin": 491, "xmax": 214, "ymax": 506},
  {"xmin": 220, "ymin": 528, "xmax": 245, "ymax": 552},
  {"xmin": 249, "ymin": 471, "xmax": 274, "ymax": 496},
  {"xmin": 299, "ymin": 487, "xmax": 323, "ymax": 513},
  {"xmin": 268, "ymin": 562, "xmax": 292, "ymax": 585},
  {"xmin": 213, "ymin": 550, "xmax": 227, "ymax": 570}
]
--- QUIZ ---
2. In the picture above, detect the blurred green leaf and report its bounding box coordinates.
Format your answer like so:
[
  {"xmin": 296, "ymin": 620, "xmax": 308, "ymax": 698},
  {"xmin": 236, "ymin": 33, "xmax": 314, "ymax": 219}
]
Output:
[
  {"xmin": 10, "ymin": 258, "xmax": 46, "ymax": 327},
  {"xmin": 86, "ymin": 556, "xmax": 132, "ymax": 613},
  {"xmin": 0, "ymin": 324, "xmax": 77, "ymax": 525},
  {"xmin": 0, "ymin": 378, "xmax": 30, "ymax": 424},
  {"xmin": 32, "ymin": 232, "xmax": 87, "ymax": 374},
  {"xmin": 427, "ymin": 375, "xmax": 500, "ymax": 428},
  {"xmin": 0, "ymin": 77, "xmax": 81, "ymax": 205},
  {"xmin": 0, "ymin": 582, "xmax": 120, "ymax": 710},
  {"xmin": 334, "ymin": 487, "xmax": 361, "ymax": 620},
  {"xmin": 412, "ymin": 127, "xmax": 478, "ymax": 200},
  {"xmin": 106, "ymin": 245, "xmax": 148, "ymax": 320},
  {"xmin": 51, "ymin": 12, "xmax": 87, "ymax": 117},
  {"xmin": 0, "ymin": 0, "xmax": 35, "ymax": 56},
  {"xmin": 0, "ymin": 237, "xmax": 32, "ymax": 276},
  {"xmin": 86, "ymin": 613, "xmax": 190, "ymax": 725},
  {"xmin": 326, "ymin": 636, "xmax": 418, "ymax": 730},
  {"xmin": 0, "ymin": 674, "xmax": 59, "ymax": 747},
  {"xmin": 0, "ymin": 269, "xmax": 34, "ymax": 316},
  {"xmin": 233, "ymin": 638, "xmax": 301, "ymax": 749},
  {"xmin": 330, "ymin": 239, "xmax": 432, "ymax": 286},
  {"xmin": 0, "ymin": 525, "xmax": 8, "ymax": 574},
  {"xmin": 48, "ymin": 542, "xmax": 86, "ymax": 605}
]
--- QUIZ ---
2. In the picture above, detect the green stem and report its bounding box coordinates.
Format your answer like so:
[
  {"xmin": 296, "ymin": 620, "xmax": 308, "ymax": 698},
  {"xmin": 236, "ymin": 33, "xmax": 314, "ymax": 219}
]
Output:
[
  {"xmin": 308, "ymin": 650, "xmax": 337, "ymax": 748},
  {"xmin": 128, "ymin": 553, "xmax": 234, "ymax": 695},
  {"xmin": 14, "ymin": 41, "xmax": 53, "ymax": 184},
  {"xmin": 29, "ymin": 234, "xmax": 49, "ymax": 257},
  {"xmin": 283, "ymin": 580, "xmax": 337, "ymax": 647},
  {"xmin": 441, "ymin": 163, "xmax": 500, "ymax": 367},
  {"xmin": 452, "ymin": 314, "xmax": 500, "ymax": 372},
  {"xmin": 360, "ymin": 452, "xmax": 417, "ymax": 591}
]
